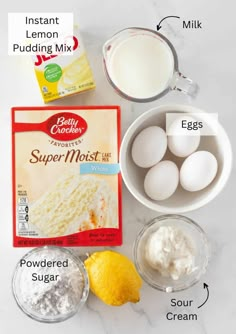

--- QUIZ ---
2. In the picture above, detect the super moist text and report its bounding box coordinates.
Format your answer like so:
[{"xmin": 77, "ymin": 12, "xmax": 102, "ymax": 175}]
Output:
[{"xmin": 29, "ymin": 149, "xmax": 101, "ymax": 165}]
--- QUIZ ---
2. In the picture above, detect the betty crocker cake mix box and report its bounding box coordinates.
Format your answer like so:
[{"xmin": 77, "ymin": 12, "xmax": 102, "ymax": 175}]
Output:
[{"xmin": 12, "ymin": 106, "xmax": 122, "ymax": 247}]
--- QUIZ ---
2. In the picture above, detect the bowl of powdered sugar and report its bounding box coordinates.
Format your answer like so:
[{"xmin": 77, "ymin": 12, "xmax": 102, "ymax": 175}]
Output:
[{"xmin": 12, "ymin": 246, "xmax": 89, "ymax": 323}]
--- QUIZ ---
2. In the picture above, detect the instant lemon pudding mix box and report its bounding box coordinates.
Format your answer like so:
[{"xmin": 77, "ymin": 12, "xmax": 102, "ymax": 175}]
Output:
[
  {"xmin": 12, "ymin": 106, "xmax": 122, "ymax": 247},
  {"xmin": 33, "ymin": 26, "xmax": 95, "ymax": 103}
]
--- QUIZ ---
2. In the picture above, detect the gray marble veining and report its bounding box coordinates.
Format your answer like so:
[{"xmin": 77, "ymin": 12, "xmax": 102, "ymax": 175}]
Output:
[{"xmin": 0, "ymin": 0, "xmax": 235, "ymax": 333}]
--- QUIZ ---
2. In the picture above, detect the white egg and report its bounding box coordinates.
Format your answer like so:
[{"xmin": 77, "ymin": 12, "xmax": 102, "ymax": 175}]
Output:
[
  {"xmin": 167, "ymin": 116, "xmax": 200, "ymax": 157},
  {"xmin": 144, "ymin": 160, "xmax": 179, "ymax": 200},
  {"xmin": 168, "ymin": 135, "xmax": 200, "ymax": 158},
  {"xmin": 180, "ymin": 151, "xmax": 218, "ymax": 192},
  {"xmin": 132, "ymin": 126, "xmax": 167, "ymax": 168}
]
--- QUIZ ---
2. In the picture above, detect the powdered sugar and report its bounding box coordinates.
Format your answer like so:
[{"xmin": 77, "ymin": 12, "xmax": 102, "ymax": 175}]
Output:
[{"xmin": 13, "ymin": 247, "xmax": 87, "ymax": 321}]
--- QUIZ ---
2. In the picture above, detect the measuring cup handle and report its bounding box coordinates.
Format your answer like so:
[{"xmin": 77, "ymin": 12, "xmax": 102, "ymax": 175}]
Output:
[{"xmin": 171, "ymin": 71, "xmax": 199, "ymax": 98}]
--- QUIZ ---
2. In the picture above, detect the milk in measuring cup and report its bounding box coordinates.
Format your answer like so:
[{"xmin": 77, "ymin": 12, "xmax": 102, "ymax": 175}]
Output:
[{"xmin": 107, "ymin": 34, "xmax": 174, "ymax": 99}]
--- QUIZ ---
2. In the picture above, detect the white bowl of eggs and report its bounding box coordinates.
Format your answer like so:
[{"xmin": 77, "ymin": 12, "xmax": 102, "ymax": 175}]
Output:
[{"xmin": 120, "ymin": 104, "xmax": 232, "ymax": 213}]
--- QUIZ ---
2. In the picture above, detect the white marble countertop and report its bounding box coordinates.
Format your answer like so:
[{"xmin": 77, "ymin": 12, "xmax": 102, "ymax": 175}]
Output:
[{"xmin": 1, "ymin": 0, "xmax": 236, "ymax": 333}]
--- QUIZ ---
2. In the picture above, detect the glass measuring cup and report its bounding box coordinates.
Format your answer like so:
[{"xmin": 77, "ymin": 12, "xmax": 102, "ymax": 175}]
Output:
[{"xmin": 103, "ymin": 27, "xmax": 198, "ymax": 102}]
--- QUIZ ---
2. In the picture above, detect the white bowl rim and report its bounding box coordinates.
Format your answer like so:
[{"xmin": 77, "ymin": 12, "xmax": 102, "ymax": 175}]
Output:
[{"xmin": 120, "ymin": 104, "xmax": 233, "ymax": 213}]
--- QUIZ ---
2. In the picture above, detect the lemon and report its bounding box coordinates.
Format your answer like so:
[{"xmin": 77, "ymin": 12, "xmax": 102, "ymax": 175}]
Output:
[{"xmin": 84, "ymin": 250, "xmax": 142, "ymax": 306}]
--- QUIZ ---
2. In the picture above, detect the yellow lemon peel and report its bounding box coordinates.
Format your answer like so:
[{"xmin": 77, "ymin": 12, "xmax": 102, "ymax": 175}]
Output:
[{"xmin": 85, "ymin": 250, "xmax": 142, "ymax": 306}]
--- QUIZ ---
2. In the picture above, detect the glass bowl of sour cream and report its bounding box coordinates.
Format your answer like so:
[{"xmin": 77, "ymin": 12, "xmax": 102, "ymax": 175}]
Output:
[
  {"xmin": 12, "ymin": 246, "xmax": 89, "ymax": 323},
  {"xmin": 134, "ymin": 215, "xmax": 209, "ymax": 292}
]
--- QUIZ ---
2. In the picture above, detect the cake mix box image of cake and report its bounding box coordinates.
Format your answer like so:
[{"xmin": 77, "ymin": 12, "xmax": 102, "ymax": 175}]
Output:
[{"xmin": 12, "ymin": 106, "xmax": 122, "ymax": 247}]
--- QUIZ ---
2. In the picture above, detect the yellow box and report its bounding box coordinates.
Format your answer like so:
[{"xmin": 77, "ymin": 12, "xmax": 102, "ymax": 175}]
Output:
[{"xmin": 33, "ymin": 27, "xmax": 96, "ymax": 103}]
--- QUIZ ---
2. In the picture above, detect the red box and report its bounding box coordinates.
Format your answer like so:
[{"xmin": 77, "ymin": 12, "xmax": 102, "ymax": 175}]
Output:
[{"xmin": 12, "ymin": 106, "xmax": 122, "ymax": 247}]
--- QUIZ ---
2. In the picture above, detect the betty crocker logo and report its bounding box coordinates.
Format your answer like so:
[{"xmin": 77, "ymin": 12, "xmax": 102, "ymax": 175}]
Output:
[{"xmin": 46, "ymin": 112, "xmax": 87, "ymax": 141}]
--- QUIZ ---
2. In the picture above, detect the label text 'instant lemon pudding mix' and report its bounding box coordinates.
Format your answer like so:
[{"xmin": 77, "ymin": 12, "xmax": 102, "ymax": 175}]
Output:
[
  {"xmin": 33, "ymin": 27, "xmax": 95, "ymax": 103},
  {"xmin": 12, "ymin": 106, "xmax": 122, "ymax": 247}
]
